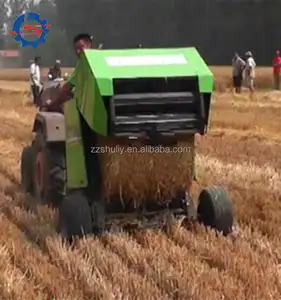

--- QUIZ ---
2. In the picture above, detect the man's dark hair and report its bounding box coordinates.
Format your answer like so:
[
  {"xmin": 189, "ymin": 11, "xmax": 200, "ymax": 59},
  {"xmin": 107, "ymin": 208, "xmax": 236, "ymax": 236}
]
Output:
[
  {"xmin": 34, "ymin": 56, "xmax": 40, "ymax": 62},
  {"xmin": 73, "ymin": 33, "xmax": 92, "ymax": 44}
]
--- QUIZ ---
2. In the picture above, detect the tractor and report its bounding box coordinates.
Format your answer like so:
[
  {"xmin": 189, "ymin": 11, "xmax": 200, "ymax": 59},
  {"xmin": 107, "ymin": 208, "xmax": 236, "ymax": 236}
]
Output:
[{"xmin": 20, "ymin": 47, "xmax": 235, "ymax": 240}]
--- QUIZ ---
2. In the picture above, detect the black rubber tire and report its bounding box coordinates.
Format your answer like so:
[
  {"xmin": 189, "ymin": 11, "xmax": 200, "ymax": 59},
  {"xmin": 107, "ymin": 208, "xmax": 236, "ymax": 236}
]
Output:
[
  {"xmin": 58, "ymin": 190, "xmax": 93, "ymax": 241},
  {"xmin": 197, "ymin": 186, "xmax": 234, "ymax": 236},
  {"xmin": 33, "ymin": 131, "xmax": 66, "ymax": 207},
  {"xmin": 20, "ymin": 145, "xmax": 35, "ymax": 195}
]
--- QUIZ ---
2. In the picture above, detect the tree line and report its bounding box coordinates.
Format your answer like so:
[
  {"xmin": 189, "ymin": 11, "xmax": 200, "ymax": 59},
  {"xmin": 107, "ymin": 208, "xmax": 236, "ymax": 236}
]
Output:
[
  {"xmin": 0, "ymin": 0, "xmax": 74, "ymax": 67},
  {"xmin": 1, "ymin": 0, "xmax": 281, "ymax": 66}
]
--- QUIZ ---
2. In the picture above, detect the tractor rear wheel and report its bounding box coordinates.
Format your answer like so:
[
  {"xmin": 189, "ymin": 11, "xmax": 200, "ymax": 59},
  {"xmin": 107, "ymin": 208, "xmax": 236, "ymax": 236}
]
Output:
[
  {"xmin": 58, "ymin": 190, "xmax": 93, "ymax": 241},
  {"xmin": 33, "ymin": 131, "xmax": 66, "ymax": 207},
  {"xmin": 20, "ymin": 145, "xmax": 35, "ymax": 195},
  {"xmin": 197, "ymin": 186, "xmax": 234, "ymax": 235}
]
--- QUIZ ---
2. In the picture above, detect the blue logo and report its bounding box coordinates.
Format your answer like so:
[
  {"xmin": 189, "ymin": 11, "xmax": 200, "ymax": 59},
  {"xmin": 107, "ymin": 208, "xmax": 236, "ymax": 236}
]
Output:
[{"xmin": 10, "ymin": 12, "xmax": 51, "ymax": 48}]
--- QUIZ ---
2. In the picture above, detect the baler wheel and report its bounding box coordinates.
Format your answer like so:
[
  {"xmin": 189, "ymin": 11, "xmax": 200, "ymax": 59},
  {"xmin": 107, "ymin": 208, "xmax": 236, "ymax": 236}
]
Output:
[
  {"xmin": 33, "ymin": 131, "xmax": 66, "ymax": 207},
  {"xmin": 20, "ymin": 145, "xmax": 35, "ymax": 195},
  {"xmin": 58, "ymin": 190, "xmax": 93, "ymax": 241},
  {"xmin": 197, "ymin": 186, "xmax": 234, "ymax": 236}
]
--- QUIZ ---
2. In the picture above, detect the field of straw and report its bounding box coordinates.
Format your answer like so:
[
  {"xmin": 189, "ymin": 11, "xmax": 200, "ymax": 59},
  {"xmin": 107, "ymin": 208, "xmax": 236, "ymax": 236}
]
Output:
[
  {"xmin": 0, "ymin": 66, "xmax": 274, "ymax": 91},
  {"xmin": 0, "ymin": 67, "xmax": 280, "ymax": 300}
]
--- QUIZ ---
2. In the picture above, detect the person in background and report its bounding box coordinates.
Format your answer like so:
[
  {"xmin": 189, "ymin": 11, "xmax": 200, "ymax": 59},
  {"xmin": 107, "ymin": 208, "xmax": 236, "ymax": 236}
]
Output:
[
  {"xmin": 244, "ymin": 51, "xmax": 256, "ymax": 93},
  {"xmin": 48, "ymin": 59, "xmax": 62, "ymax": 80},
  {"xmin": 232, "ymin": 52, "xmax": 246, "ymax": 93},
  {"xmin": 272, "ymin": 50, "xmax": 281, "ymax": 90},
  {"xmin": 29, "ymin": 56, "xmax": 41, "ymax": 107}
]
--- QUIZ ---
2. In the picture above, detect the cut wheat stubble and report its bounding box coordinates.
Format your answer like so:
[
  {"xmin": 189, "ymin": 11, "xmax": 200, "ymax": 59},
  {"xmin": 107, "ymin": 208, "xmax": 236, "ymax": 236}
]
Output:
[{"xmin": 0, "ymin": 77, "xmax": 280, "ymax": 299}]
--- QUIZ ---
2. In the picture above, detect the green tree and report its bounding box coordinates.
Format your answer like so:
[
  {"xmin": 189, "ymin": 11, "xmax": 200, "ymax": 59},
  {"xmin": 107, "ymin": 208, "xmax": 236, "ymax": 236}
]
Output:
[
  {"xmin": 8, "ymin": 0, "xmax": 28, "ymax": 20},
  {"xmin": 20, "ymin": 0, "xmax": 72, "ymax": 67},
  {"xmin": 0, "ymin": 0, "xmax": 8, "ymax": 49},
  {"xmin": 5, "ymin": 0, "xmax": 29, "ymax": 49}
]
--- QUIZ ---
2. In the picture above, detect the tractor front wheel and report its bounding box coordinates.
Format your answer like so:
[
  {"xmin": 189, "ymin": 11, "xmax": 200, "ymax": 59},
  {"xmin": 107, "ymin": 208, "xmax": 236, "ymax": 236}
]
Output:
[
  {"xmin": 20, "ymin": 145, "xmax": 35, "ymax": 195},
  {"xmin": 197, "ymin": 186, "xmax": 234, "ymax": 236},
  {"xmin": 58, "ymin": 190, "xmax": 93, "ymax": 241}
]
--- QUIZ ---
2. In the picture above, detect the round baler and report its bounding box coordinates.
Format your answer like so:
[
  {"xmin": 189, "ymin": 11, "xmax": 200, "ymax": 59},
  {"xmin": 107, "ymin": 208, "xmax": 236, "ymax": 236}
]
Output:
[{"xmin": 21, "ymin": 47, "xmax": 234, "ymax": 241}]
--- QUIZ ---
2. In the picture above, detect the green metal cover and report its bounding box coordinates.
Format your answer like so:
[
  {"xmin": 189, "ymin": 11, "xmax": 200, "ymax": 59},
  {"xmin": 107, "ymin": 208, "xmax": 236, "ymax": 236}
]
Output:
[
  {"xmin": 74, "ymin": 47, "xmax": 214, "ymax": 136},
  {"xmin": 68, "ymin": 48, "xmax": 213, "ymax": 187},
  {"xmin": 82, "ymin": 47, "xmax": 213, "ymax": 95}
]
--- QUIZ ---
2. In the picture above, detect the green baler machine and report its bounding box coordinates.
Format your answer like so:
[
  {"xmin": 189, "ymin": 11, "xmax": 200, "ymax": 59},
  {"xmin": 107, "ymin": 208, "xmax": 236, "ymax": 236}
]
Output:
[
  {"xmin": 75, "ymin": 48, "xmax": 213, "ymax": 136},
  {"xmin": 21, "ymin": 47, "xmax": 234, "ymax": 241}
]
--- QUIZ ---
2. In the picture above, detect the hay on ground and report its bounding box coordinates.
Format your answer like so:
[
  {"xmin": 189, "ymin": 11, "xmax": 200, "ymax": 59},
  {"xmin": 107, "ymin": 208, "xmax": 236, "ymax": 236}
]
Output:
[{"xmin": 98, "ymin": 135, "xmax": 195, "ymax": 204}]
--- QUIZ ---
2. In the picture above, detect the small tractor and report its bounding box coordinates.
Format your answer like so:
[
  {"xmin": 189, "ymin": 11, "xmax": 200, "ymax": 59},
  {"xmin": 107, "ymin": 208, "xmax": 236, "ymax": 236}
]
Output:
[{"xmin": 20, "ymin": 48, "xmax": 235, "ymax": 240}]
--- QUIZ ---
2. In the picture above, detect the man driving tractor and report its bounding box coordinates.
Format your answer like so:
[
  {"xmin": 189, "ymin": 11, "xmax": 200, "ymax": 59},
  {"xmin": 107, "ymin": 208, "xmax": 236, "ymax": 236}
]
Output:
[
  {"xmin": 48, "ymin": 59, "xmax": 62, "ymax": 80},
  {"xmin": 46, "ymin": 33, "xmax": 94, "ymax": 108}
]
